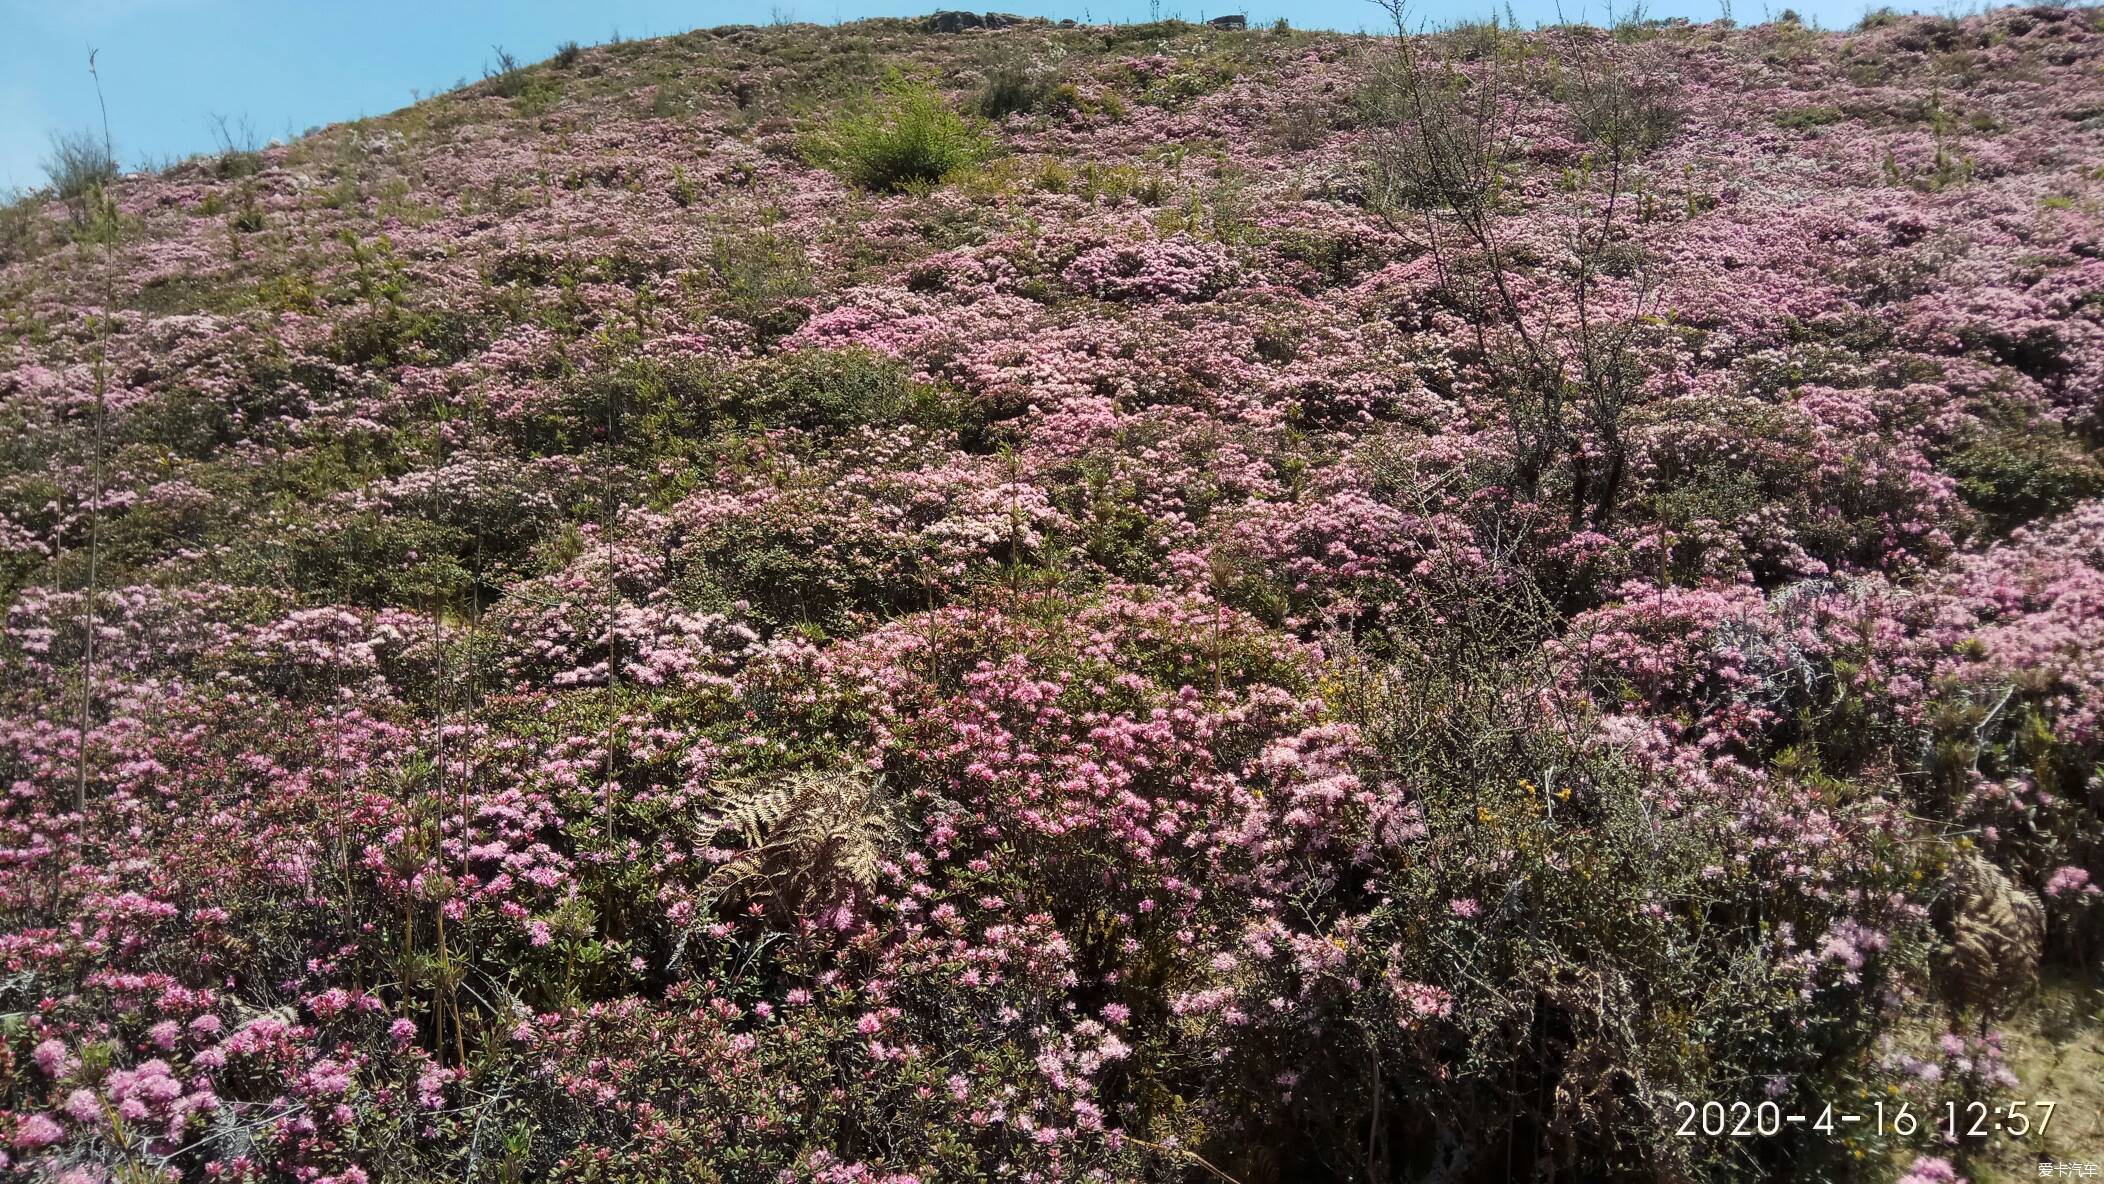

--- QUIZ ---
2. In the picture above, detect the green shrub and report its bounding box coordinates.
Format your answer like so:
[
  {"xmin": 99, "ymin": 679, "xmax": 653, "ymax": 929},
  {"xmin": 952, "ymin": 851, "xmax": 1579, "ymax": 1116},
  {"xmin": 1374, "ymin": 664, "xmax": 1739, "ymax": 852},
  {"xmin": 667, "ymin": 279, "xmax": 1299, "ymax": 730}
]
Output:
[
  {"xmin": 556, "ymin": 348, "xmax": 955, "ymax": 455},
  {"xmin": 205, "ymin": 113, "xmax": 265, "ymax": 179},
  {"xmin": 228, "ymin": 193, "xmax": 267, "ymax": 234},
  {"xmin": 1947, "ymin": 419, "xmax": 2104, "ymax": 533},
  {"xmin": 477, "ymin": 44, "xmax": 562, "ymax": 112},
  {"xmin": 288, "ymin": 510, "xmax": 474, "ymax": 608},
  {"xmin": 1099, "ymin": 19, "xmax": 1197, "ymax": 49},
  {"xmin": 1567, "ymin": 68, "xmax": 1684, "ymax": 157},
  {"xmin": 483, "ymin": 45, "xmax": 530, "ymax": 97},
  {"xmin": 670, "ymin": 165, "xmax": 700, "ymax": 207},
  {"xmin": 809, "ymin": 78, "xmax": 990, "ymax": 192},
  {"xmin": 1776, "ymin": 103, "xmax": 1847, "ymax": 130},
  {"xmin": 721, "ymin": 348, "xmax": 956, "ymax": 434},
  {"xmin": 977, "ymin": 61, "xmax": 1060, "ymax": 119},
  {"xmin": 1266, "ymin": 95, "xmax": 1340, "ymax": 151},
  {"xmin": 702, "ymin": 228, "xmax": 815, "ymax": 340},
  {"xmin": 0, "ymin": 190, "xmax": 48, "ymax": 264},
  {"xmin": 667, "ymin": 492, "xmax": 926, "ymax": 635},
  {"xmin": 1266, "ymin": 227, "xmax": 1377, "ymax": 289},
  {"xmin": 327, "ymin": 302, "xmax": 489, "ymax": 368}
]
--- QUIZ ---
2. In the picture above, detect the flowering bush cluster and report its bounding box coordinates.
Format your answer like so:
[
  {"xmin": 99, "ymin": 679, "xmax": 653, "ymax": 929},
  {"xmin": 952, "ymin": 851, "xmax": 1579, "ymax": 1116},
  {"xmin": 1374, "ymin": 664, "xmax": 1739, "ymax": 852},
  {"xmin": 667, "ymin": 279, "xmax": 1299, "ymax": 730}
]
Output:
[{"xmin": 1, "ymin": 7, "xmax": 2101, "ymax": 1183}]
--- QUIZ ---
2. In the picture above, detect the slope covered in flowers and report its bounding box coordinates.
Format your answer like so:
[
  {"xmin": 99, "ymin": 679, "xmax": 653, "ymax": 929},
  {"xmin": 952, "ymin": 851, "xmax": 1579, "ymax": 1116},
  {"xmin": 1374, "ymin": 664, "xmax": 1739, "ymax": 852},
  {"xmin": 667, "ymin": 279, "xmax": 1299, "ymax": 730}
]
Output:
[{"xmin": 1, "ymin": 8, "xmax": 2101, "ymax": 1182}]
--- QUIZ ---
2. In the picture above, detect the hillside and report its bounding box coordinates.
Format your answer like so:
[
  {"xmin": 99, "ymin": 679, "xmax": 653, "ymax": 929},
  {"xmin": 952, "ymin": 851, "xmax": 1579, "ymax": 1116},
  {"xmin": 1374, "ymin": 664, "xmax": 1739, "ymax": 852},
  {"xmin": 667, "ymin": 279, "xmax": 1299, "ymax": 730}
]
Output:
[{"xmin": 2, "ymin": 8, "xmax": 2102, "ymax": 1182}]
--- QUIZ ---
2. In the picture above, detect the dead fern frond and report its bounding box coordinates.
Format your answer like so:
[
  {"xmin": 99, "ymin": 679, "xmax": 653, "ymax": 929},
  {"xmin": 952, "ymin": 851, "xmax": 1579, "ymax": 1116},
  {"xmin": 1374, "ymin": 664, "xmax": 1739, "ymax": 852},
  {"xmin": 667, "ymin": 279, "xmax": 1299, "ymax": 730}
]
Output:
[
  {"xmin": 1937, "ymin": 849, "xmax": 2043, "ymax": 1023},
  {"xmin": 698, "ymin": 769, "xmax": 903, "ymax": 920}
]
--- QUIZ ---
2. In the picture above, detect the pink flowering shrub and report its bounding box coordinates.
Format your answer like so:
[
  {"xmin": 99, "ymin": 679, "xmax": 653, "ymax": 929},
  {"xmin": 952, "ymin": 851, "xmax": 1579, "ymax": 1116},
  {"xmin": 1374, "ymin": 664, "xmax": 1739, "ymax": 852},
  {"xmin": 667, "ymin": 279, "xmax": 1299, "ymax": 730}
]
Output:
[
  {"xmin": 1, "ymin": 8, "xmax": 2100, "ymax": 1183},
  {"xmin": 1062, "ymin": 236, "xmax": 1239, "ymax": 302}
]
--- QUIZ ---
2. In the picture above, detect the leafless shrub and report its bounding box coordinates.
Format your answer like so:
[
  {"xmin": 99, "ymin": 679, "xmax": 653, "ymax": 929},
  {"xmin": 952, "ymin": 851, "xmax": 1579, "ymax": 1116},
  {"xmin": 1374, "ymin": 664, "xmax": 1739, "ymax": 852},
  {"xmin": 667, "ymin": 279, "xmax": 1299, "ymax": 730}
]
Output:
[
  {"xmin": 43, "ymin": 127, "xmax": 116, "ymax": 202},
  {"xmin": 1360, "ymin": 7, "xmax": 1682, "ymax": 531},
  {"xmin": 207, "ymin": 112, "xmax": 264, "ymax": 179}
]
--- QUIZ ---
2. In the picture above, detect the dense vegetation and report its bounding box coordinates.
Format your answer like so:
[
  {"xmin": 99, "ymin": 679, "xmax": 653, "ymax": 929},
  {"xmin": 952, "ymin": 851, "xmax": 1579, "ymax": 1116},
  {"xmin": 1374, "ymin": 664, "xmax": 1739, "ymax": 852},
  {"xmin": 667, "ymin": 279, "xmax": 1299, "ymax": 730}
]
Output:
[{"xmin": 1, "ymin": 7, "xmax": 2100, "ymax": 1182}]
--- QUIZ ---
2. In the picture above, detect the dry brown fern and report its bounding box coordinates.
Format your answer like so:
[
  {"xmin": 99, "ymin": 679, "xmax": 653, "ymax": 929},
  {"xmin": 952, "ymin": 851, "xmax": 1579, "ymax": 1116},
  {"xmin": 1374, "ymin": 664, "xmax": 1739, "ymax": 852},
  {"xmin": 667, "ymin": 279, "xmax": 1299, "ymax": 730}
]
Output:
[
  {"xmin": 696, "ymin": 768, "xmax": 901, "ymax": 917},
  {"xmin": 1937, "ymin": 849, "xmax": 2044, "ymax": 1022},
  {"xmin": 665, "ymin": 769, "xmax": 903, "ymax": 975}
]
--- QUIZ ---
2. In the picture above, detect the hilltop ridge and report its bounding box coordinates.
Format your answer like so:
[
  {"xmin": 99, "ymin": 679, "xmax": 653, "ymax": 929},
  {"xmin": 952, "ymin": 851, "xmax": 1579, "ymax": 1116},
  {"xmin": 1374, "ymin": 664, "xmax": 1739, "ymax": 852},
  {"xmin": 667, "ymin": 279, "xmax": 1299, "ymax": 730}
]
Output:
[{"xmin": 1, "ymin": 7, "xmax": 2101, "ymax": 1182}]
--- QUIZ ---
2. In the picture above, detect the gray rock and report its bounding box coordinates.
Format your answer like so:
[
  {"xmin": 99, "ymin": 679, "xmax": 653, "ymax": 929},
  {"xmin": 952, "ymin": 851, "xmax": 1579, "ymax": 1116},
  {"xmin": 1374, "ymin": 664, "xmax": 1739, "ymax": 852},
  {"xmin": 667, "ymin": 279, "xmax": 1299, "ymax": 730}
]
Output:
[
  {"xmin": 928, "ymin": 10, "xmax": 986, "ymax": 32},
  {"xmin": 1207, "ymin": 14, "xmax": 1247, "ymax": 28},
  {"xmin": 983, "ymin": 11, "xmax": 1027, "ymax": 27}
]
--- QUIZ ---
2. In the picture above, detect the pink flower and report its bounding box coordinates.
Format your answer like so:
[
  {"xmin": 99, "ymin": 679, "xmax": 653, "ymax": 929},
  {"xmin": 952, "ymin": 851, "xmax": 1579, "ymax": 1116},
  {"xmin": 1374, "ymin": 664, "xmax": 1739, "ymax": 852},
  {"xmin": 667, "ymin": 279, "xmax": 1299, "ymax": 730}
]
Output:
[
  {"xmin": 1896, "ymin": 1156, "xmax": 1964, "ymax": 1184},
  {"xmin": 31, "ymin": 1040, "xmax": 70, "ymax": 1078},
  {"xmin": 12, "ymin": 1114, "xmax": 63, "ymax": 1152},
  {"xmin": 2044, "ymin": 866, "xmax": 2097, "ymax": 898}
]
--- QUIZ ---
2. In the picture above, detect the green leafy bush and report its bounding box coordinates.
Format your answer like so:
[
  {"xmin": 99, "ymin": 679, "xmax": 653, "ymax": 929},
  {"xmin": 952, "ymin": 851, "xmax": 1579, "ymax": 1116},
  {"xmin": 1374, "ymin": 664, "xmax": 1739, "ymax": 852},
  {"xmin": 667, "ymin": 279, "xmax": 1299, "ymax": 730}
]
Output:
[
  {"xmin": 977, "ymin": 60, "xmax": 1061, "ymax": 119},
  {"xmin": 702, "ymin": 228, "xmax": 815, "ymax": 339},
  {"xmin": 483, "ymin": 45, "xmax": 530, "ymax": 97},
  {"xmin": 809, "ymin": 78, "xmax": 990, "ymax": 191},
  {"xmin": 666, "ymin": 487, "xmax": 928, "ymax": 634},
  {"xmin": 0, "ymin": 190, "xmax": 49, "ymax": 264},
  {"xmin": 1947, "ymin": 418, "xmax": 2104, "ymax": 532},
  {"xmin": 558, "ymin": 348, "xmax": 955, "ymax": 457},
  {"xmin": 719, "ymin": 347, "xmax": 956, "ymax": 434},
  {"xmin": 1776, "ymin": 103, "xmax": 1848, "ymax": 130}
]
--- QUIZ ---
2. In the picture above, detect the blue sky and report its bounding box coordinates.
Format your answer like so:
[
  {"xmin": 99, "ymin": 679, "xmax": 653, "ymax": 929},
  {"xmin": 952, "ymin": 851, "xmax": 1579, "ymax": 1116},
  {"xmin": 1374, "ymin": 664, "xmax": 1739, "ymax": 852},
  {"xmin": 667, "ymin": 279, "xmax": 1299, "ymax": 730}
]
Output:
[{"xmin": 3, "ymin": 0, "xmax": 1938, "ymax": 192}]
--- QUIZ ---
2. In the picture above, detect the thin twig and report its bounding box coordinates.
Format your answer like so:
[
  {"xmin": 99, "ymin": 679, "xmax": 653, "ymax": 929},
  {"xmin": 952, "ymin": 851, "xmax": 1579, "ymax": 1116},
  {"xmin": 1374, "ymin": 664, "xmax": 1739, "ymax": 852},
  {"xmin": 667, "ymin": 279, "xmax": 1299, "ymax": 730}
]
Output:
[
  {"xmin": 76, "ymin": 47, "xmax": 115, "ymax": 821},
  {"xmin": 1122, "ymin": 1136, "xmax": 1247, "ymax": 1184}
]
